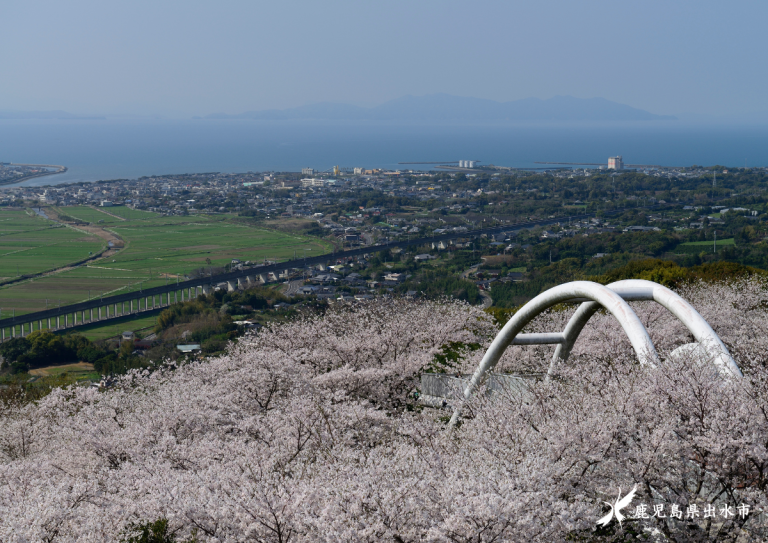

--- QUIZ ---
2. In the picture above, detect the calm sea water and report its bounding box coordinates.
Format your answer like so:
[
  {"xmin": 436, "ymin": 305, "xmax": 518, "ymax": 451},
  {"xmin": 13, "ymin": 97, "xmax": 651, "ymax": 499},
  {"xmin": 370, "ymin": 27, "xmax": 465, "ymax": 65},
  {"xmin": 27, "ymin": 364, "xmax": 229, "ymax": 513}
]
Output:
[{"xmin": 1, "ymin": 119, "xmax": 767, "ymax": 186}]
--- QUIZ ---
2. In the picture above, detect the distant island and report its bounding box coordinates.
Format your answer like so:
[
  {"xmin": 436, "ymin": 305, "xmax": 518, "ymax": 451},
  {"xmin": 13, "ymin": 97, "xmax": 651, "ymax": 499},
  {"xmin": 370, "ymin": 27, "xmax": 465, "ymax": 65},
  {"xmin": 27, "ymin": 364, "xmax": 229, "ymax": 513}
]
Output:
[
  {"xmin": 0, "ymin": 110, "xmax": 104, "ymax": 120},
  {"xmin": 201, "ymin": 94, "xmax": 676, "ymax": 122}
]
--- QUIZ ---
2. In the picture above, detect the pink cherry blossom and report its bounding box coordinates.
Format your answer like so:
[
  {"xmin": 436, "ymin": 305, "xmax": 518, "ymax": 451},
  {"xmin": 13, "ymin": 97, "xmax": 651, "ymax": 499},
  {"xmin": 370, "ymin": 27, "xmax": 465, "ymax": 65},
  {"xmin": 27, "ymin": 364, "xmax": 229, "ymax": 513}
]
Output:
[{"xmin": 0, "ymin": 288, "xmax": 767, "ymax": 542}]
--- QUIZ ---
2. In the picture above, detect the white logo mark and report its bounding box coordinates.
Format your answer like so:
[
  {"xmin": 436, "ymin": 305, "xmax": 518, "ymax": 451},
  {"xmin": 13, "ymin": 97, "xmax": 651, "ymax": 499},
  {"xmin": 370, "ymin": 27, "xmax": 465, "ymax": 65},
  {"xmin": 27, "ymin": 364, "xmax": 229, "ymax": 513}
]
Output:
[{"xmin": 597, "ymin": 484, "xmax": 638, "ymax": 529}]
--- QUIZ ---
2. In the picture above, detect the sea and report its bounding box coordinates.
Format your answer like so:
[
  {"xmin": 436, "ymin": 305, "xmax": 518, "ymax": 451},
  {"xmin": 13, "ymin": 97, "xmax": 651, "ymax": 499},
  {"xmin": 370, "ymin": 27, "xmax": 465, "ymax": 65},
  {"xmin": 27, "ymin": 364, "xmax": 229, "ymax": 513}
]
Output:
[{"xmin": 2, "ymin": 118, "xmax": 768, "ymax": 187}]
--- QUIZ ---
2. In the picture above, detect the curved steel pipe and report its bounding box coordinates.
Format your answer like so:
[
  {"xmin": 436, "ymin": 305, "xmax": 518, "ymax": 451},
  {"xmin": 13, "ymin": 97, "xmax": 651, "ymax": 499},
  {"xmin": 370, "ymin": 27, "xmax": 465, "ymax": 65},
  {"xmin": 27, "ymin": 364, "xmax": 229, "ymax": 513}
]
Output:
[
  {"xmin": 449, "ymin": 279, "xmax": 741, "ymax": 428},
  {"xmin": 547, "ymin": 279, "xmax": 741, "ymax": 379},
  {"xmin": 449, "ymin": 281, "xmax": 657, "ymax": 426}
]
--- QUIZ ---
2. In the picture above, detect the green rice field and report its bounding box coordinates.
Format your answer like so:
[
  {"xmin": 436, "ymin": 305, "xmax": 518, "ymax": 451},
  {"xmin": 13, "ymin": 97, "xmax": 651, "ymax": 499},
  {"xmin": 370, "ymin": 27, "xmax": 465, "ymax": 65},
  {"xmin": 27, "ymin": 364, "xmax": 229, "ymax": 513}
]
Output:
[
  {"xmin": 675, "ymin": 238, "xmax": 735, "ymax": 254},
  {"xmin": 58, "ymin": 205, "xmax": 157, "ymax": 225},
  {"xmin": 0, "ymin": 208, "xmax": 104, "ymax": 280},
  {"xmin": 0, "ymin": 207, "xmax": 332, "ymax": 317},
  {"xmin": 678, "ymin": 237, "xmax": 735, "ymax": 246},
  {"xmin": 74, "ymin": 312, "xmax": 160, "ymax": 342}
]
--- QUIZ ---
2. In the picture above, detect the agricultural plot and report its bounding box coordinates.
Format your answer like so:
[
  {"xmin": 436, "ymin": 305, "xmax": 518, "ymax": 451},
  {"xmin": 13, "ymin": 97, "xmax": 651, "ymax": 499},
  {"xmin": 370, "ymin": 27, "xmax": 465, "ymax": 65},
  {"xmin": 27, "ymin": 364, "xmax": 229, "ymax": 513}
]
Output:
[
  {"xmin": 61, "ymin": 204, "xmax": 161, "ymax": 224},
  {"xmin": 75, "ymin": 313, "xmax": 160, "ymax": 342},
  {"xmin": 675, "ymin": 237, "xmax": 735, "ymax": 254},
  {"xmin": 56, "ymin": 205, "xmax": 126, "ymax": 225},
  {"xmin": 29, "ymin": 362, "xmax": 100, "ymax": 382},
  {"xmin": 0, "ymin": 208, "xmax": 332, "ymax": 317},
  {"xmin": 107, "ymin": 219, "xmax": 329, "ymax": 274},
  {"xmin": 0, "ymin": 208, "xmax": 104, "ymax": 280}
]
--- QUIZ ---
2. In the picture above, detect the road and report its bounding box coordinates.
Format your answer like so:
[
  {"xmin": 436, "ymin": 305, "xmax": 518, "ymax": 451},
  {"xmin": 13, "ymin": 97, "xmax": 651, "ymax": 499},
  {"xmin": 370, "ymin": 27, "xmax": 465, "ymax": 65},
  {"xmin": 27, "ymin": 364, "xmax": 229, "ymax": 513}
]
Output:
[
  {"xmin": 88, "ymin": 205, "xmax": 127, "ymax": 221},
  {"xmin": 461, "ymin": 260, "xmax": 492, "ymax": 308},
  {"xmin": 283, "ymin": 279, "xmax": 304, "ymax": 296}
]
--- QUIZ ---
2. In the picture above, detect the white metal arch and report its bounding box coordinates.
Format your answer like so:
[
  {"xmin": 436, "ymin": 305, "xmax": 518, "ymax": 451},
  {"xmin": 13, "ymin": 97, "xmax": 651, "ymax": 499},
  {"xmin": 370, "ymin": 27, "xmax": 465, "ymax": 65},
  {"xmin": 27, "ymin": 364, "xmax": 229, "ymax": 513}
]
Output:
[
  {"xmin": 448, "ymin": 279, "xmax": 740, "ymax": 427},
  {"xmin": 548, "ymin": 279, "xmax": 741, "ymax": 378},
  {"xmin": 448, "ymin": 281, "xmax": 657, "ymax": 426}
]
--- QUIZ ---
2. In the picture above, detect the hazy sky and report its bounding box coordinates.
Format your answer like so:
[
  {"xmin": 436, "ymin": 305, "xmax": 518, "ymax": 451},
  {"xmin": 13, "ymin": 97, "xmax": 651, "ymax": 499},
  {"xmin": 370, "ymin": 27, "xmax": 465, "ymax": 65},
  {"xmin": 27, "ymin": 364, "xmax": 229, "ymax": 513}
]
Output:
[{"xmin": 2, "ymin": 0, "xmax": 765, "ymax": 118}]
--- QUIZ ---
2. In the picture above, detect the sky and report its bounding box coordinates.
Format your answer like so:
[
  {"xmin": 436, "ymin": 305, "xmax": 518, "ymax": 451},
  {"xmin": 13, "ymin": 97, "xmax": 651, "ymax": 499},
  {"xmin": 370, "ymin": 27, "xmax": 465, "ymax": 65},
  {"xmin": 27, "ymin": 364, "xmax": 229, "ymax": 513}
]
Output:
[{"xmin": 2, "ymin": 0, "xmax": 766, "ymax": 118}]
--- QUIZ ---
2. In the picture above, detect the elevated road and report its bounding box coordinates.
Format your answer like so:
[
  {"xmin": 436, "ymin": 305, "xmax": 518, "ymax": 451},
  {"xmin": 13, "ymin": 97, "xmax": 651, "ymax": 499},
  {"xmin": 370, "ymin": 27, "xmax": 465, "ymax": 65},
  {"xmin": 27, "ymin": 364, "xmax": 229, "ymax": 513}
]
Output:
[{"xmin": 0, "ymin": 212, "xmax": 595, "ymax": 339}]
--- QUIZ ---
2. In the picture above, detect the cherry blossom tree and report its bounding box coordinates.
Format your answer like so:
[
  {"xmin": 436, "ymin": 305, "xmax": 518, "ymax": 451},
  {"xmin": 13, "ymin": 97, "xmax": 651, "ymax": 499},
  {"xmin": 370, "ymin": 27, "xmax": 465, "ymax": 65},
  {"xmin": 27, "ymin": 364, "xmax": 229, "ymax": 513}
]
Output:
[{"xmin": 0, "ymin": 287, "xmax": 767, "ymax": 542}]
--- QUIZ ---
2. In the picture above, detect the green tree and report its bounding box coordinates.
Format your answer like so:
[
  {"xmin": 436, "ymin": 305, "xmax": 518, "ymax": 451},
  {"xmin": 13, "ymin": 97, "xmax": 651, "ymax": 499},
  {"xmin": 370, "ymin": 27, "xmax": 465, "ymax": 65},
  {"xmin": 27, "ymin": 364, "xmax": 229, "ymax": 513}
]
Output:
[{"xmin": 121, "ymin": 518, "xmax": 197, "ymax": 543}]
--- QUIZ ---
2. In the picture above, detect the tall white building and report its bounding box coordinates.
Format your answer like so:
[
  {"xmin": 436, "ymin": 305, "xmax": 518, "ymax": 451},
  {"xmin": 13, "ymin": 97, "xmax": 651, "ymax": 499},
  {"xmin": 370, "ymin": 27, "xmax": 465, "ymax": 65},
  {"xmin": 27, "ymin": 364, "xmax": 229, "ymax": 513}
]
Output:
[
  {"xmin": 608, "ymin": 156, "xmax": 624, "ymax": 170},
  {"xmin": 301, "ymin": 167, "xmax": 315, "ymax": 176}
]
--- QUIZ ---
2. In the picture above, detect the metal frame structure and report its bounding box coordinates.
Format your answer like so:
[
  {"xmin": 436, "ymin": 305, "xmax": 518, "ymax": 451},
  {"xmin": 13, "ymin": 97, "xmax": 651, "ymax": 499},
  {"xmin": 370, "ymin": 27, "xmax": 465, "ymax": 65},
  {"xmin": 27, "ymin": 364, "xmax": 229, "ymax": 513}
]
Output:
[{"xmin": 449, "ymin": 279, "xmax": 740, "ymax": 426}]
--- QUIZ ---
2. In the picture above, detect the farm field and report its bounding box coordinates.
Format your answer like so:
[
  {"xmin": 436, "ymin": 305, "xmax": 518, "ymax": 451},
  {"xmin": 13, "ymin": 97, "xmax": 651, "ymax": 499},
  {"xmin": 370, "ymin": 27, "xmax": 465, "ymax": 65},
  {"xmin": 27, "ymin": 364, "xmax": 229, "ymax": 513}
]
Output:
[
  {"xmin": 678, "ymin": 237, "xmax": 735, "ymax": 246},
  {"xmin": 74, "ymin": 313, "xmax": 160, "ymax": 342},
  {"xmin": 0, "ymin": 208, "xmax": 104, "ymax": 281},
  {"xmin": 0, "ymin": 207, "xmax": 332, "ymax": 317},
  {"xmin": 675, "ymin": 238, "xmax": 735, "ymax": 254},
  {"xmin": 57, "ymin": 205, "xmax": 158, "ymax": 225},
  {"xmin": 29, "ymin": 362, "xmax": 99, "ymax": 382}
]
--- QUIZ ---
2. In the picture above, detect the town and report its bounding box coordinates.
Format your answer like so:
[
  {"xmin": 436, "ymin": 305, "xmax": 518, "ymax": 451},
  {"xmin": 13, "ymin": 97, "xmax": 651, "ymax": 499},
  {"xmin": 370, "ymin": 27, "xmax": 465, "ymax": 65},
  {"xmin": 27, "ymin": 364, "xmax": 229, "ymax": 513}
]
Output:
[{"xmin": 1, "ymin": 161, "xmax": 766, "ymax": 323}]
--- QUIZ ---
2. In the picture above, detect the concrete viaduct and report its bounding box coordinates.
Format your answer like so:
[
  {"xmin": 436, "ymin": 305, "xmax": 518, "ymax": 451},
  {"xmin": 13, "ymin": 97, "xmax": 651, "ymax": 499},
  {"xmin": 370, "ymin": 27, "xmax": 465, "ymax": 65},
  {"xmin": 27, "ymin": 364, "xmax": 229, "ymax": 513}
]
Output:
[{"xmin": 0, "ymin": 212, "xmax": 595, "ymax": 340}]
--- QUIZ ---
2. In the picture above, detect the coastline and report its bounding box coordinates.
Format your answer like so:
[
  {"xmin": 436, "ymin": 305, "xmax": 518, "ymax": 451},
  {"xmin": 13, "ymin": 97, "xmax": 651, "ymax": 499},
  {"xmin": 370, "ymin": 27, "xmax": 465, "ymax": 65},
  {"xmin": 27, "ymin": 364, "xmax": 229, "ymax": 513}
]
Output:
[{"xmin": 1, "ymin": 163, "xmax": 68, "ymax": 186}]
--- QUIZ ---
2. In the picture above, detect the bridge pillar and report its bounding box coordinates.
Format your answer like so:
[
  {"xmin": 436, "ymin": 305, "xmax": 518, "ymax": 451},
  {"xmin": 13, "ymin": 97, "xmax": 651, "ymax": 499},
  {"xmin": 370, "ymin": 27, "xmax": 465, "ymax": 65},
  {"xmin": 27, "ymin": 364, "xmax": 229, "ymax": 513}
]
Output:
[
  {"xmin": 174, "ymin": 291, "xmax": 178, "ymax": 304},
  {"xmin": 114, "ymin": 304, "xmax": 117, "ymax": 316},
  {"xmin": 48, "ymin": 318, "xmax": 52, "ymax": 329},
  {"xmin": 38, "ymin": 320, "xmax": 42, "ymax": 331},
  {"xmin": 99, "ymin": 307, "xmax": 102, "ymax": 320},
  {"xmin": 56, "ymin": 317, "xmax": 60, "ymax": 329},
  {"xmin": 152, "ymin": 296, "xmax": 155, "ymax": 309},
  {"xmin": 227, "ymin": 281, "xmax": 236, "ymax": 292},
  {"xmin": 1, "ymin": 328, "xmax": 4, "ymax": 341},
  {"xmin": 202, "ymin": 285, "xmax": 211, "ymax": 295},
  {"xmin": 11, "ymin": 326, "xmax": 15, "ymax": 338},
  {"xmin": 130, "ymin": 300, "xmax": 134, "ymax": 313}
]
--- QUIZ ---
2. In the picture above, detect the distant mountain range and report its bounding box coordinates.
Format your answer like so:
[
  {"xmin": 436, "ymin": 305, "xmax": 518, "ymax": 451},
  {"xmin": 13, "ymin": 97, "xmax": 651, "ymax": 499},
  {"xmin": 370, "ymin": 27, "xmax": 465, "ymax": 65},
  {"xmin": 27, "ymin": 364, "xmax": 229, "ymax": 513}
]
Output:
[{"xmin": 202, "ymin": 94, "xmax": 676, "ymax": 122}]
